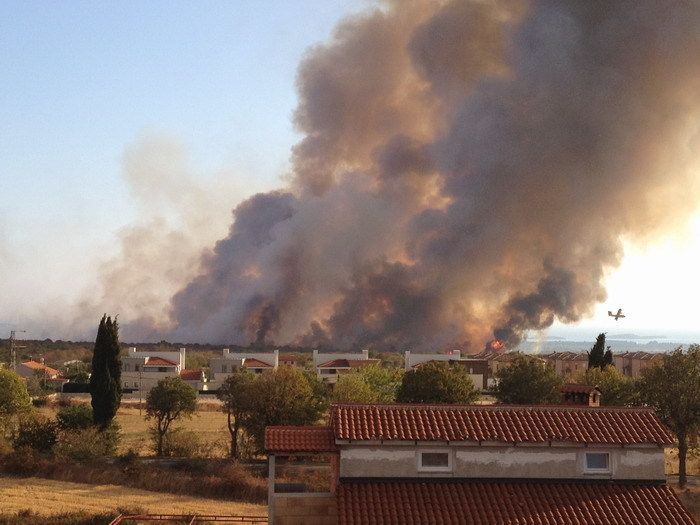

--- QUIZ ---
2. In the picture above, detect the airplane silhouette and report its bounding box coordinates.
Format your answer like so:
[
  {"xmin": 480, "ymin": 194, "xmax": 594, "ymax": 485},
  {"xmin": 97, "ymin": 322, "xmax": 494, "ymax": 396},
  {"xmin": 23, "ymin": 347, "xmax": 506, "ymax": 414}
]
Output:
[{"xmin": 608, "ymin": 308, "xmax": 625, "ymax": 321}]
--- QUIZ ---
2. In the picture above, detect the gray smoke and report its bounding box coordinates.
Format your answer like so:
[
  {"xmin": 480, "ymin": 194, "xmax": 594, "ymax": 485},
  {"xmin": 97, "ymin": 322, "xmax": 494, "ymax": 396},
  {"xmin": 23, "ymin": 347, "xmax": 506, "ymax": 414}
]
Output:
[{"xmin": 129, "ymin": 1, "xmax": 700, "ymax": 351}]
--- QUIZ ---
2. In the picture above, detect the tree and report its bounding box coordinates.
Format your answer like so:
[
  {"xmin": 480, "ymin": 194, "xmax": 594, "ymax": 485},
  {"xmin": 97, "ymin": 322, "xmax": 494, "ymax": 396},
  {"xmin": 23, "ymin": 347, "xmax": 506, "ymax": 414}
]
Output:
[
  {"xmin": 146, "ymin": 377, "xmax": 197, "ymax": 456},
  {"xmin": 358, "ymin": 364, "xmax": 403, "ymax": 403},
  {"xmin": 332, "ymin": 373, "xmax": 378, "ymax": 404},
  {"xmin": 0, "ymin": 369, "xmax": 31, "ymax": 429},
  {"xmin": 216, "ymin": 371, "xmax": 257, "ymax": 459},
  {"xmin": 396, "ymin": 361, "xmax": 479, "ymax": 404},
  {"xmin": 243, "ymin": 366, "xmax": 325, "ymax": 450},
  {"xmin": 588, "ymin": 333, "xmax": 613, "ymax": 369},
  {"xmin": 637, "ymin": 345, "xmax": 700, "ymax": 488},
  {"xmin": 494, "ymin": 355, "xmax": 563, "ymax": 404},
  {"xmin": 573, "ymin": 365, "xmax": 637, "ymax": 406},
  {"xmin": 90, "ymin": 315, "xmax": 121, "ymax": 430}
]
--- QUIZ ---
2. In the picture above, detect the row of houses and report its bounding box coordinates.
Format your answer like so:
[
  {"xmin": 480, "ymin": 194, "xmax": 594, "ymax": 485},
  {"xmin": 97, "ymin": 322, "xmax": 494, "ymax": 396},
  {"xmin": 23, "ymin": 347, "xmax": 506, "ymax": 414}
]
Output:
[{"xmin": 15, "ymin": 345, "xmax": 662, "ymax": 395}]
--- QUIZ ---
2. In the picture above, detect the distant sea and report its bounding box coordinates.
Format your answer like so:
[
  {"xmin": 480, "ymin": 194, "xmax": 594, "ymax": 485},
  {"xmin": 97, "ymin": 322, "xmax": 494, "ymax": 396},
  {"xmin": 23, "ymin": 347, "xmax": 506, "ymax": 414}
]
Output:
[{"xmin": 518, "ymin": 328, "xmax": 700, "ymax": 353}]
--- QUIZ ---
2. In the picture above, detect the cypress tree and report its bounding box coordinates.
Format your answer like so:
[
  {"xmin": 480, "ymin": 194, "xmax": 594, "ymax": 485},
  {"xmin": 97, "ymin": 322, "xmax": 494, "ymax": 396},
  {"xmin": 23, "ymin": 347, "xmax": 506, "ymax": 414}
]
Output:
[
  {"xmin": 90, "ymin": 315, "xmax": 109, "ymax": 428},
  {"xmin": 90, "ymin": 315, "xmax": 121, "ymax": 430},
  {"xmin": 588, "ymin": 333, "xmax": 607, "ymax": 369},
  {"xmin": 107, "ymin": 316, "xmax": 122, "ymax": 407}
]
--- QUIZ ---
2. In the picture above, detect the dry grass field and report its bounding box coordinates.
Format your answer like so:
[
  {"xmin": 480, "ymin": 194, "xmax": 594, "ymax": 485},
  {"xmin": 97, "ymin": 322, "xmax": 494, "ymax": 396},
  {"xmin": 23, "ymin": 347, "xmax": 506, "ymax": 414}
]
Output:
[
  {"xmin": 39, "ymin": 399, "xmax": 232, "ymax": 456},
  {"xmin": 0, "ymin": 477, "xmax": 266, "ymax": 517}
]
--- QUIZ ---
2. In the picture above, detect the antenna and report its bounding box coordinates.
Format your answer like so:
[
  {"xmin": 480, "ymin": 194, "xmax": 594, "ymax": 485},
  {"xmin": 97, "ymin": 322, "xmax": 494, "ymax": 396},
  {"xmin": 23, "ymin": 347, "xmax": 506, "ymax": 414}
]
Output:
[{"xmin": 9, "ymin": 330, "xmax": 26, "ymax": 372}]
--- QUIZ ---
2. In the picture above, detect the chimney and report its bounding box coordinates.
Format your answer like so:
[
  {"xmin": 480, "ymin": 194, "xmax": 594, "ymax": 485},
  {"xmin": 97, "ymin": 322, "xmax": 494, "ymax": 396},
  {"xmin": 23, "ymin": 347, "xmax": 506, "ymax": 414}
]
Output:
[
  {"xmin": 404, "ymin": 351, "xmax": 411, "ymax": 371},
  {"xmin": 223, "ymin": 348, "xmax": 230, "ymax": 357}
]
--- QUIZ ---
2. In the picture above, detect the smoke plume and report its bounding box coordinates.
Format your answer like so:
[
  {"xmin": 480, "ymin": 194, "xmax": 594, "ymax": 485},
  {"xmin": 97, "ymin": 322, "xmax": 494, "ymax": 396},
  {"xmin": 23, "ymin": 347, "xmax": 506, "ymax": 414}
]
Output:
[{"xmin": 129, "ymin": 1, "xmax": 700, "ymax": 351}]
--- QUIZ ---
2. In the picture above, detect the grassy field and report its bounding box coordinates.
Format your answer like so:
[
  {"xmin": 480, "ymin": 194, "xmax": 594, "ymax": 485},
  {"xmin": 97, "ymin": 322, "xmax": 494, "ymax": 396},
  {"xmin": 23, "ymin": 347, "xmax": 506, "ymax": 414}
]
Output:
[
  {"xmin": 0, "ymin": 476, "xmax": 266, "ymax": 517},
  {"xmin": 116, "ymin": 403, "xmax": 230, "ymax": 456},
  {"xmin": 40, "ymin": 400, "xmax": 232, "ymax": 457}
]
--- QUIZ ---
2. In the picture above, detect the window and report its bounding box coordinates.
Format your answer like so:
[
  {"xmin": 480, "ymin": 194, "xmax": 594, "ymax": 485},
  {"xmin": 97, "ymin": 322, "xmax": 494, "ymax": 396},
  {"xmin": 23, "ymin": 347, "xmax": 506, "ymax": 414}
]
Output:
[
  {"xmin": 417, "ymin": 450, "xmax": 452, "ymax": 472},
  {"xmin": 135, "ymin": 365, "xmax": 140, "ymax": 372},
  {"xmin": 222, "ymin": 365, "xmax": 228, "ymax": 373},
  {"xmin": 585, "ymin": 452, "xmax": 611, "ymax": 473}
]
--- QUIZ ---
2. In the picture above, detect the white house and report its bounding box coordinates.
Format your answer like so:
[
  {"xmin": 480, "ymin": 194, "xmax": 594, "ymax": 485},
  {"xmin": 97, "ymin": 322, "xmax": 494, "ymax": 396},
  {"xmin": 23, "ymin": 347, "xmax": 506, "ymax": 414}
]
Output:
[
  {"xmin": 121, "ymin": 347, "xmax": 186, "ymax": 392},
  {"xmin": 313, "ymin": 349, "xmax": 376, "ymax": 383},
  {"xmin": 208, "ymin": 348, "xmax": 279, "ymax": 389}
]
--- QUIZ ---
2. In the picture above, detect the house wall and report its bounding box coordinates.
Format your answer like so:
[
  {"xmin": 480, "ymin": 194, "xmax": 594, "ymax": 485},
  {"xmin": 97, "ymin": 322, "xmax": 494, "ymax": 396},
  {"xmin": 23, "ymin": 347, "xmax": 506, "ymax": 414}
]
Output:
[
  {"xmin": 313, "ymin": 349, "xmax": 369, "ymax": 366},
  {"xmin": 209, "ymin": 349, "xmax": 278, "ymax": 388},
  {"xmin": 404, "ymin": 351, "xmax": 461, "ymax": 370},
  {"xmin": 338, "ymin": 444, "xmax": 665, "ymax": 481}
]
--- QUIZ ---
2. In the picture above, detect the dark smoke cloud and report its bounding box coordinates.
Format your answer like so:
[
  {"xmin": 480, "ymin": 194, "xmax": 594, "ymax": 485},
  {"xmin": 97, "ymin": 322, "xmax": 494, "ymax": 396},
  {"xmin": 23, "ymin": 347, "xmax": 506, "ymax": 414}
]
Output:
[{"xmin": 128, "ymin": 0, "xmax": 700, "ymax": 351}]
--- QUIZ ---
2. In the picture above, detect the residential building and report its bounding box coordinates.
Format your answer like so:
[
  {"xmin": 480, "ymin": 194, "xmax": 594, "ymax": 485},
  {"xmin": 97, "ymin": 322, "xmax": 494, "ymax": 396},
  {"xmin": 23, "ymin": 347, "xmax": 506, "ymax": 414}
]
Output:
[
  {"xmin": 313, "ymin": 349, "xmax": 377, "ymax": 383},
  {"xmin": 180, "ymin": 368, "xmax": 206, "ymax": 391},
  {"xmin": 265, "ymin": 403, "xmax": 693, "ymax": 524},
  {"xmin": 121, "ymin": 347, "xmax": 185, "ymax": 392},
  {"xmin": 541, "ymin": 350, "xmax": 589, "ymax": 377},
  {"xmin": 614, "ymin": 351, "xmax": 663, "ymax": 378},
  {"xmin": 208, "ymin": 348, "xmax": 278, "ymax": 389},
  {"xmin": 16, "ymin": 359, "xmax": 61, "ymax": 380},
  {"xmin": 404, "ymin": 351, "xmax": 489, "ymax": 390},
  {"xmin": 561, "ymin": 383, "xmax": 601, "ymax": 407}
]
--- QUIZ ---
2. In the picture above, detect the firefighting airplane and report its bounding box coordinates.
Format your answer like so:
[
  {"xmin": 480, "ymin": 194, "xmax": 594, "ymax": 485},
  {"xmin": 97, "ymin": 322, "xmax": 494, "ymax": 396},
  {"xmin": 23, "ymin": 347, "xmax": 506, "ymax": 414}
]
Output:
[{"xmin": 608, "ymin": 308, "xmax": 626, "ymax": 321}]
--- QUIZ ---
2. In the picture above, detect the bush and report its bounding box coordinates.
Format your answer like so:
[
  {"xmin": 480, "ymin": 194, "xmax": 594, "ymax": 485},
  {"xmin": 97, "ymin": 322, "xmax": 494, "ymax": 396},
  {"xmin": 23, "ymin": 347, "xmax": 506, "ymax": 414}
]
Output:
[
  {"xmin": 12, "ymin": 415, "xmax": 58, "ymax": 452},
  {"xmin": 54, "ymin": 426, "xmax": 118, "ymax": 462},
  {"xmin": 62, "ymin": 382, "xmax": 91, "ymax": 394},
  {"xmin": 30, "ymin": 396, "xmax": 49, "ymax": 408},
  {"xmin": 0, "ymin": 446, "xmax": 45, "ymax": 475},
  {"xmin": 56, "ymin": 404, "xmax": 93, "ymax": 431},
  {"xmin": 157, "ymin": 429, "xmax": 213, "ymax": 458}
]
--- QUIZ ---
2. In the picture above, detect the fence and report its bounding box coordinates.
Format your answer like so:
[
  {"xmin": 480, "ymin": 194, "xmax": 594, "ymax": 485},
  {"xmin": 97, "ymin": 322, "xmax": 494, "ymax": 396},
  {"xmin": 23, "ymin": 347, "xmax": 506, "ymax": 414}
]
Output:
[{"xmin": 108, "ymin": 514, "xmax": 267, "ymax": 524}]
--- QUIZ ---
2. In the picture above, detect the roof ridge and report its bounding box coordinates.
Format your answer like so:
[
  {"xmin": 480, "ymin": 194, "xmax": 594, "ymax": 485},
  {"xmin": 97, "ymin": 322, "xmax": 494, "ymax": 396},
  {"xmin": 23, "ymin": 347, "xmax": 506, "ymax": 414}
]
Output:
[{"xmin": 330, "ymin": 402, "xmax": 655, "ymax": 412}]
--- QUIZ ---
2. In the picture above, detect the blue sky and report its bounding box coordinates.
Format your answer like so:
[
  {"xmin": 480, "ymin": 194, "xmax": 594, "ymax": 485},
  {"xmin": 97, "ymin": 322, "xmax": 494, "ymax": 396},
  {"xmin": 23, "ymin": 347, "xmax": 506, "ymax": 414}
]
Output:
[
  {"xmin": 1, "ymin": 1, "xmax": 367, "ymax": 228},
  {"xmin": 0, "ymin": 1, "xmax": 368, "ymax": 330},
  {"xmin": 2, "ymin": 1, "xmax": 700, "ymax": 342}
]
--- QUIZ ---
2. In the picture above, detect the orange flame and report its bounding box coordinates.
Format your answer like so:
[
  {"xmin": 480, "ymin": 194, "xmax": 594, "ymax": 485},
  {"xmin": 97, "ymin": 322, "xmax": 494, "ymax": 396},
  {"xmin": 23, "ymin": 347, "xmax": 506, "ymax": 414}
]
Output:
[{"xmin": 488, "ymin": 339, "xmax": 505, "ymax": 351}]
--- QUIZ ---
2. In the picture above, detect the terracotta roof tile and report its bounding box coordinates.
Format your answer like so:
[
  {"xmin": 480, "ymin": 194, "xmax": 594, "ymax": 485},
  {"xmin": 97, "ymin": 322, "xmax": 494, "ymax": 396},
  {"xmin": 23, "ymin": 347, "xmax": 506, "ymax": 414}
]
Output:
[
  {"xmin": 265, "ymin": 426, "xmax": 337, "ymax": 453},
  {"xmin": 331, "ymin": 404, "xmax": 675, "ymax": 445},
  {"xmin": 179, "ymin": 369, "xmax": 202, "ymax": 380},
  {"xmin": 21, "ymin": 360, "xmax": 60, "ymax": 377},
  {"xmin": 242, "ymin": 358, "xmax": 273, "ymax": 368},
  {"xmin": 337, "ymin": 481, "xmax": 695, "ymax": 525},
  {"xmin": 144, "ymin": 356, "xmax": 178, "ymax": 366},
  {"xmin": 317, "ymin": 358, "xmax": 380, "ymax": 368}
]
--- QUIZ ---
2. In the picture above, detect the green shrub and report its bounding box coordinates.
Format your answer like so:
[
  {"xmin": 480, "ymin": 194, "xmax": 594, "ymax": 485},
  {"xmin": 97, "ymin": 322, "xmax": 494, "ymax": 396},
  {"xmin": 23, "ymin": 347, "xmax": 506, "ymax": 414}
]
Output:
[
  {"xmin": 158, "ymin": 428, "xmax": 213, "ymax": 458},
  {"xmin": 12, "ymin": 415, "xmax": 58, "ymax": 452},
  {"xmin": 56, "ymin": 404, "xmax": 93, "ymax": 431},
  {"xmin": 54, "ymin": 426, "xmax": 118, "ymax": 462}
]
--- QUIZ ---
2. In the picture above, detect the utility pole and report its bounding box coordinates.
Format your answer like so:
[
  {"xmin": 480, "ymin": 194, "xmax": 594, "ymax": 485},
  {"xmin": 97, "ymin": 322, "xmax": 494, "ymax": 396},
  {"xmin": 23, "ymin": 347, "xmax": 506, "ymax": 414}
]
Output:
[{"xmin": 9, "ymin": 330, "xmax": 26, "ymax": 372}]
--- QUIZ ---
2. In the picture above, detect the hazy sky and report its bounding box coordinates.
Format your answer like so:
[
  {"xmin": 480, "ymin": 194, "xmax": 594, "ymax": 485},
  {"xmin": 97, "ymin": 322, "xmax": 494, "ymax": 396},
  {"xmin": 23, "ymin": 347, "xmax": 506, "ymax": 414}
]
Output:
[{"xmin": 1, "ymin": 1, "xmax": 699, "ymax": 342}]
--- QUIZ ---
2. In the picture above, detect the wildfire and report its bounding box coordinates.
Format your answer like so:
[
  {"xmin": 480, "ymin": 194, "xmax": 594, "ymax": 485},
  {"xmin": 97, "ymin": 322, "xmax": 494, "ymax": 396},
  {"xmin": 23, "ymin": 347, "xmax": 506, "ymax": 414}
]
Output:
[{"xmin": 488, "ymin": 339, "xmax": 505, "ymax": 351}]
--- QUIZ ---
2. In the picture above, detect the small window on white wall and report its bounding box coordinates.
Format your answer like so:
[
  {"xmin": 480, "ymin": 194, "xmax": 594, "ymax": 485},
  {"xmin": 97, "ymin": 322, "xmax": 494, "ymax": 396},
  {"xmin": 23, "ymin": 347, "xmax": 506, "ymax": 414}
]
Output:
[
  {"xmin": 585, "ymin": 452, "xmax": 611, "ymax": 473},
  {"xmin": 417, "ymin": 450, "xmax": 452, "ymax": 472}
]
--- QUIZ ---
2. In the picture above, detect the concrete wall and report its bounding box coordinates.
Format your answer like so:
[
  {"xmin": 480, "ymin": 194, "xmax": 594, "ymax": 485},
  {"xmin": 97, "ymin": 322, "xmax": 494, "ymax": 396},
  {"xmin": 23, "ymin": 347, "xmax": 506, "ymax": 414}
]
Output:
[
  {"xmin": 313, "ymin": 349, "xmax": 368, "ymax": 366},
  {"xmin": 272, "ymin": 495, "xmax": 337, "ymax": 525},
  {"xmin": 404, "ymin": 351, "xmax": 461, "ymax": 370},
  {"xmin": 338, "ymin": 444, "xmax": 665, "ymax": 481}
]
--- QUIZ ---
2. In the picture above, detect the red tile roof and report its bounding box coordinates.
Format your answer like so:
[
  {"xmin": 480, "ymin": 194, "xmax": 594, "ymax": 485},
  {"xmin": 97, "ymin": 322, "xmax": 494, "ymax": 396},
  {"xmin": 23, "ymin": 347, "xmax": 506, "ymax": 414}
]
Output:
[
  {"xmin": 144, "ymin": 356, "xmax": 178, "ymax": 366},
  {"xmin": 242, "ymin": 358, "xmax": 273, "ymax": 368},
  {"xmin": 337, "ymin": 481, "xmax": 695, "ymax": 525},
  {"xmin": 331, "ymin": 404, "xmax": 675, "ymax": 445},
  {"xmin": 179, "ymin": 369, "xmax": 202, "ymax": 381},
  {"xmin": 542, "ymin": 351, "xmax": 589, "ymax": 361},
  {"xmin": 265, "ymin": 426, "xmax": 337, "ymax": 453},
  {"xmin": 317, "ymin": 358, "xmax": 380, "ymax": 368},
  {"xmin": 21, "ymin": 360, "xmax": 60, "ymax": 377}
]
